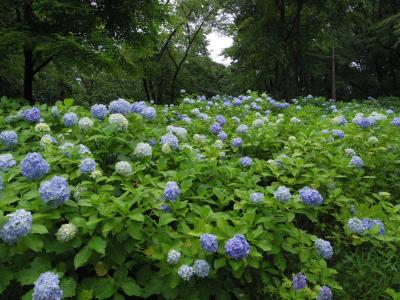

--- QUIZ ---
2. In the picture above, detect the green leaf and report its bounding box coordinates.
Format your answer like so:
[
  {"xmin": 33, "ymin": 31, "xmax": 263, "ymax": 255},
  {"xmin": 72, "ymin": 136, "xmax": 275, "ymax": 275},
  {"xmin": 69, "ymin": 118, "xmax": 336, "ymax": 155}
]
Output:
[
  {"xmin": 88, "ymin": 236, "xmax": 107, "ymax": 255},
  {"xmin": 60, "ymin": 277, "xmax": 76, "ymax": 297},
  {"xmin": 214, "ymin": 258, "xmax": 226, "ymax": 270},
  {"xmin": 256, "ymin": 239, "xmax": 272, "ymax": 252},
  {"xmin": 0, "ymin": 268, "xmax": 13, "ymax": 293},
  {"xmin": 94, "ymin": 278, "xmax": 115, "ymax": 299},
  {"xmin": 21, "ymin": 235, "xmax": 44, "ymax": 252},
  {"xmin": 158, "ymin": 214, "xmax": 176, "ymax": 227},
  {"xmin": 17, "ymin": 257, "xmax": 51, "ymax": 285},
  {"xmin": 121, "ymin": 279, "xmax": 142, "ymax": 296},
  {"xmin": 74, "ymin": 246, "xmax": 92, "ymax": 269},
  {"xmin": 64, "ymin": 98, "xmax": 74, "ymax": 107},
  {"xmin": 30, "ymin": 224, "xmax": 48, "ymax": 234},
  {"xmin": 129, "ymin": 212, "xmax": 145, "ymax": 222}
]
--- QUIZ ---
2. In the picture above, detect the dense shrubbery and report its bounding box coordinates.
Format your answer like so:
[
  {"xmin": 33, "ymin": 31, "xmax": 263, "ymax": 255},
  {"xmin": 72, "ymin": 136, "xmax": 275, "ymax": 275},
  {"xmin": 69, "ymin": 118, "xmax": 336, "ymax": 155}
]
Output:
[{"xmin": 0, "ymin": 93, "xmax": 399, "ymax": 299}]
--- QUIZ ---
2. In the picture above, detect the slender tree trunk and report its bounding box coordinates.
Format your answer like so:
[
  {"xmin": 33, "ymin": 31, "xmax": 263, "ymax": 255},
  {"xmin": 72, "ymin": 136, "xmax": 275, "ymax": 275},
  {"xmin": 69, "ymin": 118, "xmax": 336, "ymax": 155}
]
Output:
[
  {"xmin": 24, "ymin": 47, "xmax": 34, "ymax": 104},
  {"xmin": 142, "ymin": 78, "xmax": 150, "ymax": 101},
  {"xmin": 331, "ymin": 46, "xmax": 336, "ymax": 100}
]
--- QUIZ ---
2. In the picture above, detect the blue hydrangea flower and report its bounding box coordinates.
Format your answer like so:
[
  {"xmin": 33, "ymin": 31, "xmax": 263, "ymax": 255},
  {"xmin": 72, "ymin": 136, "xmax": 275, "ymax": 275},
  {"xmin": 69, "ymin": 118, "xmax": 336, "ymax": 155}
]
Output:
[
  {"xmin": 160, "ymin": 203, "xmax": 172, "ymax": 213},
  {"xmin": 215, "ymin": 115, "xmax": 226, "ymax": 125},
  {"xmin": 79, "ymin": 158, "xmax": 96, "ymax": 174},
  {"xmin": 22, "ymin": 107, "xmax": 41, "ymax": 122},
  {"xmin": 362, "ymin": 218, "xmax": 385, "ymax": 235},
  {"xmin": 350, "ymin": 155, "xmax": 363, "ymax": 168},
  {"xmin": 0, "ymin": 130, "xmax": 18, "ymax": 147},
  {"xmin": 321, "ymin": 129, "xmax": 329, "ymax": 135},
  {"xmin": 39, "ymin": 176, "xmax": 70, "ymax": 207},
  {"xmin": 51, "ymin": 106, "xmax": 60, "ymax": 118},
  {"xmin": 131, "ymin": 101, "xmax": 147, "ymax": 114},
  {"xmin": 217, "ymin": 131, "xmax": 227, "ymax": 141},
  {"xmin": 210, "ymin": 123, "xmax": 222, "ymax": 134},
  {"xmin": 292, "ymin": 272, "xmax": 307, "ymax": 290},
  {"xmin": 91, "ymin": 104, "xmax": 108, "ymax": 120},
  {"xmin": 0, "ymin": 153, "xmax": 16, "ymax": 170},
  {"xmin": 160, "ymin": 133, "xmax": 179, "ymax": 150},
  {"xmin": 200, "ymin": 234, "xmax": 218, "ymax": 253},
  {"xmin": 225, "ymin": 234, "xmax": 250, "ymax": 260},
  {"xmin": 331, "ymin": 130, "xmax": 345, "ymax": 139},
  {"xmin": 32, "ymin": 271, "xmax": 63, "ymax": 300},
  {"xmin": 21, "ymin": 152, "xmax": 50, "ymax": 180},
  {"xmin": 140, "ymin": 107, "xmax": 156, "ymax": 120},
  {"xmin": 178, "ymin": 265, "xmax": 194, "ymax": 281},
  {"xmin": 236, "ymin": 124, "xmax": 248, "ymax": 134},
  {"xmin": 63, "ymin": 112, "xmax": 78, "ymax": 127},
  {"xmin": 391, "ymin": 117, "xmax": 400, "ymax": 127},
  {"xmin": 250, "ymin": 192, "xmax": 264, "ymax": 203},
  {"xmin": 231, "ymin": 137, "xmax": 243, "ymax": 148},
  {"xmin": 357, "ymin": 117, "xmax": 376, "ymax": 128},
  {"xmin": 193, "ymin": 259, "xmax": 210, "ymax": 278},
  {"xmin": 79, "ymin": 144, "xmax": 91, "ymax": 155},
  {"xmin": 314, "ymin": 239, "xmax": 333, "ymax": 260},
  {"xmin": 299, "ymin": 186, "xmax": 323, "ymax": 206},
  {"xmin": 317, "ymin": 285, "xmax": 333, "ymax": 300},
  {"xmin": 347, "ymin": 217, "xmax": 365, "ymax": 234},
  {"xmin": 240, "ymin": 156, "xmax": 253, "ymax": 167},
  {"xmin": 0, "ymin": 209, "xmax": 32, "ymax": 244},
  {"xmin": 167, "ymin": 249, "xmax": 181, "ymax": 264},
  {"xmin": 274, "ymin": 186, "xmax": 291, "ymax": 202},
  {"xmin": 162, "ymin": 181, "xmax": 181, "ymax": 202},
  {"xmin": 109, "ymin": 98, "xmax": 131, "ymax": 115}
]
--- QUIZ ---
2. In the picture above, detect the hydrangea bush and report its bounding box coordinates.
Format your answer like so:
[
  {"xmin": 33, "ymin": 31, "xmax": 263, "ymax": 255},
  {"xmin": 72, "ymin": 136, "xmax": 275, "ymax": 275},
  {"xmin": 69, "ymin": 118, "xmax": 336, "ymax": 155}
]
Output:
[{"xmin": 0, "ymin": 95, "xmax": 399, "ymax": 299}]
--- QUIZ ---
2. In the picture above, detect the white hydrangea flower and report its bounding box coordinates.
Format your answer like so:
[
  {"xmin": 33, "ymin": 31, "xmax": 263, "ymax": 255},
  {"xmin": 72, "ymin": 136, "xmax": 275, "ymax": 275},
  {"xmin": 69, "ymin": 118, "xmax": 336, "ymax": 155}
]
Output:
[
  {"xmin": 109, "ymin": 113, "xmax": 128, "ymax": 130},
  {"xmin": 35, "ymin": 123, "xmax": 50, "ymax": 132},
  {"xmin": 78, "ymin": 117, "xmax": 94, "ymax": 130},
  {"xmin": 134, "ymin": 142, "xmax": 152, "ymax": 158}
]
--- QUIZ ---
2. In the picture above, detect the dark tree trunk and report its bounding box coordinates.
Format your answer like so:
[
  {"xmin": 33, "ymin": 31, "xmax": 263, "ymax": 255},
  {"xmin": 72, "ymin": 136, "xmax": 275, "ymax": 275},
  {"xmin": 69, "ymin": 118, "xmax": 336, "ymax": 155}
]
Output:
[
  {"xmin": 24, "ymin": 47, "xmax": 34, "ymax": 104},
  {"xmin": 142, "ymin": 78, "xmax": 150, "ymax": 101},
  {"xmin": 331, "ymin": 47, "xmax": 336, "ymax": 99}
]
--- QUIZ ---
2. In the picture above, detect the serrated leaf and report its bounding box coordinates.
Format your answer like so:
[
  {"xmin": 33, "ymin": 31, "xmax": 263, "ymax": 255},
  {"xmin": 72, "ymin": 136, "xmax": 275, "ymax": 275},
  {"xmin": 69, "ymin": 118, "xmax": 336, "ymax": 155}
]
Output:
[
  {"xmin": 17, "ymin": 257, "xmax": 51, "ymax": 285},
  {"xmin": 74, "ymin": 246, "xmax": 92, "ymax": 269},
  {"xmin": 88, "ymin": 236, "xmax": 106, "ymax": 255},
  {"xmin": 121, "ymin": 279, "xmax": 142, "ymax": 296},
  {"xmin": 60, "ymin": 277, "xmax": 76, "ymax": 297},
  {"xmin": 0, "ymin": 268, "xmax": 13, "ymax": 293},
  {"xmin": 94, "ymin": 278, "xmax": 115, "ymax": 299},
  {"xmin": 30, "ymin": 224, "xmax": 48, "ymax": 234},
  {"xmin": 158, "ymin": 214, "xmax": 176, "ymax": 227},
  {"xmin": 21, "ymin": 235, "xmax": 44, "ymax": 252}
]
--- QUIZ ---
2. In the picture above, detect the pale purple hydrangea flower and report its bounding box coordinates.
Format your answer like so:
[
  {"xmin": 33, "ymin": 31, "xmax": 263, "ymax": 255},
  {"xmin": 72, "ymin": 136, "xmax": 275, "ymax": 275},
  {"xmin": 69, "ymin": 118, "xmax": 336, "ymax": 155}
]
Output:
[
  {"xmin": 250, "ymin": 192, "xmax": 264, "ymax": 203},
  {"xmin": 0, "ymin": 153, "xmax": 16, "ymax": 170},
  {"xmin": 109, "ymin": 98, "xmax": 131, "ymax": 115},
  {"xmin": 160, "ymin": 133, "xmax": 179, "ymax": 149},
  {"xmin": 225, "ymin": 234, "xmax": 250, "ymax": 260},
  {"xmin": 239, "ymin": 156, "xmax": 253, "ymax": 167},
  {"xmin": 314, "ymin": 239, "xmax": 333, "ymax": 259},
  {"xmin": 22, "ymin": 107, "xmax": 41, "ymax": 122},
  {"xmin": 39, "ymin": 176, "xmax": 70, "ymax": 207},
  {"xmin": 274, "ymin": 186, "xmax": 291, "ymax": 202},
  {"xmin": 193, "ymin": 259, "xmax": 210, "ymax": 278},
  {"xmin": 317, "ymin": 286, "xmax": 333, "ymax": 300},
  {"xmin": 178, "ymin": 265, "xmax": 194, "ymax": 281},
  {"xmin": 0, "ymin": 209, "xmax": 32, "ymax": 244},
  {"xmin": 90, "ymin": 104, "xmax": 108, "ymax": 120},
  {"xmin": 0, "ymin": 130, "xmax": 18, "ymax": 147},
  {"xmin": 21, "ymin": 152, "xmax": 50, "ymax": 180},
  {"xmin": 79, "ymin": 158, "xmax": 96, "ymax": 174},
  {"xmin": 231, "ymin": 137, "xmax": 243, "ymax": 148},
  {"xmin": 350, "ymin": 155, "xmax": 363, "ymax": 168},
  {"xmin": 162, "ymin": 181, "xmax": 181, "ymax": 202},
  {"xmin": 63, "ymin": 112, "xmax": 78, "ymax": 127},
  {"xmin": 200, "ymin": 234, "xmax": 218, "ymax": 253},
  {"xmin": 292, "ymin": 272, "xmax": 307, "ymax": 290},
  {"xmin": 167, "ymin": 249, "xmax": 181, "ymax": 264},
  {"xmin": 210, "ymin": 123, "xmax": 222, "ymax": 134},
  {"xmin": 299, "ymin": 186, "xmax": 323, "ymax": 206},
  {"xmin": 32, "ymin": 272, "xmax": 62, "ymax": 300}
]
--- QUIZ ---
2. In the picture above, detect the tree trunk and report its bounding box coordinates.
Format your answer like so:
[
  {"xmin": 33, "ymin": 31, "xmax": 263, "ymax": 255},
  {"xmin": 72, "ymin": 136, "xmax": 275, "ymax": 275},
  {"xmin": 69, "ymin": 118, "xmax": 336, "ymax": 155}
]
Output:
[
  {"xmin": 24, "ymin": 47, "xmax": 34, "ymax": 104},
  {"xmin": 331, "ymin": 46, "xmax": 336, "ymax": 100},
  {"xmin": 142, "ymin": 78, "xmax": 150, "ymax": 101}
]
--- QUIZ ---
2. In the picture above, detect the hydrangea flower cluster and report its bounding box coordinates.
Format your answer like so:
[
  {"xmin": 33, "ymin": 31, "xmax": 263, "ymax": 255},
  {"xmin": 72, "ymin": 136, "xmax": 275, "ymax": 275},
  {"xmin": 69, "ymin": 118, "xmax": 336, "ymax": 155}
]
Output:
[
  {"xmin": 63, "ymin": 112, "xmax": 78, "ymax": 127},
  {"xmin": 91, "ymin": 104, "xmax": 108, "ymax": 120},
  {"xmin": 236, "ymin": 124, "xmax": 248, "ymax": 134},
  {"xmin": 51, "ymin": 106, "xmax": 60, "ymax": 117},
  {"xmin": 162, "ymin": 181, "xmax": 181, "ymax": 202},
  {"xmin": 215, "ymin": 115, "xmax": 226, "ymax": 125},
  {"xmin": 193, "ymin": 259, "xmax": 210, "ymax": 278},
  {"xmin": 292, "ymin": 272, "xmax": 307, "ymax": 290},
  {"xmin": 350, "ymin": 155, "xmax": 363, "ymax": 168},
  {"xmin": 274, "ymin": 186, "xmax": 291, "ymax": 202},
  {"xmin": 131, "ymin": 101, "xmax": 148, "ymax": 114},
  {"xmin": 78, "ymin": 117, "xmax": 93, "ymax": 130},
  {"xmin": 39, "ymin": 134, "xmax": 55, "ymax": 147},
  {"xmin": 217, "ymin": 131, "xmax": 228, "ymax": 141},
  {"xmin": 56, "ymin": 223, "xmax": 77, "ymax": 242},
  {"xmin": 167, "ymin": 126, "xmax": 187, "ymax": 140},
  {"xmin": 167, "ymin": 249, "xmax": 181, "ymax": 264},
  {"xmin": 225, "ymin": 234, "xmax": 250, "ymax": 260},
  {"xmin": 21, "ymin": 152, "xmax": 50, "ymax": 180},
  {"xmin": 39, "ymin": 176, "xmax": 70, "ymax": 207},
  {"xmin": 250, "ymin": 192, "xmax": 264, "ymax": 203},
  {"xmin": 141, "ymin": 107, "xmax": 156, "ymax": 120},
  {"xmin": 331, "ymin": 115, "xmax": 347, "ymax": 125},
  {"xmin": 231, "ymin": 137, "xmax": 243, "ymax": 148},
  {"xmin": 0, "ymin": 153, "xmax": 16, "ymax": 170},
  {"xmin": 32, "ymin": 272, "xmax": 63, "ymax": 300},
  {"xmin": 290, "ymin": 117, "xmax": 301, "ymax": 124},
  {"xmin": 160, "ymin": 133, "xmax": 179, "ymax": 149},
  {"xmin": 314, "ymin": 238, "xmax": 333, "ymax": 259},
  {"xmin": 134, "ymin": 142, "xmax": 152, "ymax": 158},
  {"xmin": 239, "ymin": 156, "xmax": 253, "ymax": 167},
  {"xmin": 22, "ymin": 107, "xmax": 41, "ymax": 122},
  {"xmin": 115, "ymin": 161, "xmax": 132, "ymax": 177},
  {"xmin": 200, "ymin": 234, "xmax": 218, "ymax": 253},
  {"xmin": 177, "ymin": 265, "xmax": 194, "ymax": 281},
  {"xmin": 0, "ymin": 209, "xmax": 32, "ymax": 244},
  {"xmin": 0, "ymin": 130, "xmax": 18, "ymax": 147},
  {"xmin": 299, "ymin": 186, "xmax": 323, "ymax": 206},
  {"xmin": 193, "ymin": 134, "xmax": 206, "ymax": 143},
  {"xmin": 317, "ymin": 286, "xmax": 333, "ymax": 300},
  {"xmin": 331, "ymin": 129, "xmax": 345, "ymax": 139},
  {"xmin": 348, "ymin": 217, "xmax": 384, "ymax": 235},
  {"xmin": 210, "ymin": 123, "xmax": 222, "ymax": 134},
  {"xmin": 391, "ymin": 117, "xmax": 400, "ymax": 127},
  {"xmin": 79, "ymin": 158, "xmax": 96, "ymax": 174},
  {"xmin": 109, "ymin": 113, "xmax": 128, "ymax": 130},
  {"xmin": 109, "ymin": 98, "xmax": 131, "ymax": 115},
  {"xmin": 345, "ymin": 148, "xmax": 356, "ymax": 157}
]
